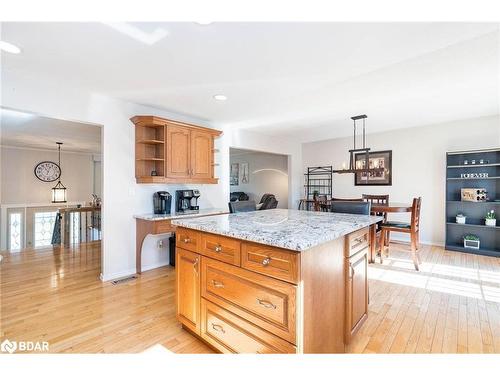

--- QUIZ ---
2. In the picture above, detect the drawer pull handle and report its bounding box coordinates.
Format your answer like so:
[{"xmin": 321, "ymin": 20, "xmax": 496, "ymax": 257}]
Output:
[
  {"xmin": 262, "ymin": 257, "xmax": 271, "ymax": 266},
  {"xmin": 183, "ymin": 238, "xmax": 191, "ymax": 244},
  {"xmin": 214, "ymin": 244, "xmax": 222, "ymax": 253},
  {"xmin": 211, "ymin": 280, "xmax": 224, "ymax": 288},
  {"xmin": 257, "ymin": 298, "xmax": 276, "ymax": 309},
  {"xmin": 211, "ymin": 323, "xmax": 225, "ymax": 333}
]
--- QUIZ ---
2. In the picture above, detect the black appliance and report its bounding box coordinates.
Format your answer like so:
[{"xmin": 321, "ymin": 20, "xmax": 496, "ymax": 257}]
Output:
[
  {"xmin": 176, "ymin": 189, "xmax": 200, "ymax": 212},
  {"xmin": 153, "ymin": 191, "xmax": 172, "ymax": 214},
  {"xmin": 168, "ymin": 235, "xmax": 176, "ymax": 267}
]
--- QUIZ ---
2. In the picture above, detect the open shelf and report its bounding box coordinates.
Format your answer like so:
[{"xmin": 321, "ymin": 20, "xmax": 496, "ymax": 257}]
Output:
[
  {"xmin": 447, "ymin": 222, "xmax": 499, "ymax": 230},
  {"xmin": 447, "ymin": 163, "xmax": 500, "ymax": 168},
  {"xmin": 445, "ymin": 244, "xmax": 500, "ymax": 257},
  {"xmin": 447, "ymin": 200, "xmax": 500, "ymax": 204},
  {"xmin": 137, "ymin": 139, "xmax": 165, "ymax": 145},
  {"xmin": 446, "ymin": 148, "xmax": 499, "ymax": 256},
  {"xmin": 447, "ymin": 176, "xmax": 500, "ymax": 180}
]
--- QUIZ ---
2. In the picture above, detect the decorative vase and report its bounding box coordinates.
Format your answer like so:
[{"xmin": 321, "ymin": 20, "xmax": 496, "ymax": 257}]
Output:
[
  {"xmin": 456, "ymin": 216, "xmax": 466, "ymax": 224},
  {"xmin": 485, "ymin": 218, "xmax": 497, "ymax": 227}
]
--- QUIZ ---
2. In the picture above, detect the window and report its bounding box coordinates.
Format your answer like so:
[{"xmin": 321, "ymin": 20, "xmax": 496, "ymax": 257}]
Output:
[
  {"xmin": 8, "ymin": 212, "xmax": 23, "ymax": 251},
  {"xmin": 34, "ymin": 211, "xmax": 57, "ymax": 248}
]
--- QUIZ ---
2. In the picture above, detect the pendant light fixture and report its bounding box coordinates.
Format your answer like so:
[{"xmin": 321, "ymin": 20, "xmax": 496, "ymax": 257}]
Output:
[
  {"xmin": 332, "ymin": 114, "xmax": 384, "ymax": 175},
  {"xmin": 51, "ymin": 142, "xmax": 67, "ymax": 203}
]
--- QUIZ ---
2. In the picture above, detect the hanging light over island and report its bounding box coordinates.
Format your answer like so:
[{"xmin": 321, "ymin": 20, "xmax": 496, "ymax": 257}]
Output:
[{"xmin": 332, "ymin": 114, "xmax": 385, "ymax": 175}]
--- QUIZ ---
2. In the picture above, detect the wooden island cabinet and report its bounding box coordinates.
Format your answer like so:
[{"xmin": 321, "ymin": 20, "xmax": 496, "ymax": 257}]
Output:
[
  {"xmin": 131, "ymin": 116, "xmax": 222, "ymax": 184},
  {"xmin": 175, "ymin": 225, "xmax": 371, "ymax": 353}
]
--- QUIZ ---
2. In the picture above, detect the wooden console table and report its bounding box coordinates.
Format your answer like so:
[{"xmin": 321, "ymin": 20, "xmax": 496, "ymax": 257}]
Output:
[{"xmin": 134, "ymin": 209, "xmax": 227, "ymax": 274}]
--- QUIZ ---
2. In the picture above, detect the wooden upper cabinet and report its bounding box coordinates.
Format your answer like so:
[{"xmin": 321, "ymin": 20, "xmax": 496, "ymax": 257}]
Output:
[
  {"xmin": 131, "ymin": 116, "xmax": 221, "ymax": 184},
  {"xmin": 166, "ymin": 125, "xmax": 191, "ymax": 179},
  {"xmin": 190, "ymin": 130, "xmax": 213, "ymax": 180}
]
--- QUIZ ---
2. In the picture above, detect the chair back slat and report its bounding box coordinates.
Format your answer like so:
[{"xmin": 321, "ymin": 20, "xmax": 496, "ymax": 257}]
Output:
[
  {"xmin": 362, "ymin": 194, "xmax": 389, "ymax": 205},
  {"xmin": 411, "ymin": 197, "xmax": 422, "ymax": 232}
]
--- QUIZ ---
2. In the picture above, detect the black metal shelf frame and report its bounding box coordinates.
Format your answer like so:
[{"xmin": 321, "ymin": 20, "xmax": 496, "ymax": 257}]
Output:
[{"xmin": 304, "ymin": 166, "xmax": 333, "ymax": 202}]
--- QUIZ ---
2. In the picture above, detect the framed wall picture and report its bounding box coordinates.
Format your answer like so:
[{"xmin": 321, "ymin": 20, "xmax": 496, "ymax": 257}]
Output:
[
  {"xmin": 354, "ymin": 150, "xmax": 392, "ymax": 186},
  {"xmin": 230, "ymin": 163, "xmax": 239, "ymax": 186},
  {"xmin": 240, "ymin": 162, "xmax": 249, "ymax": 184}
]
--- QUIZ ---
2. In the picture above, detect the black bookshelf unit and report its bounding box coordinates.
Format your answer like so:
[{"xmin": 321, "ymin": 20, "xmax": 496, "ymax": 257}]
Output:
[{"xmin": 445, "ymin": 148, "xmax": 500, "ymax": 256}]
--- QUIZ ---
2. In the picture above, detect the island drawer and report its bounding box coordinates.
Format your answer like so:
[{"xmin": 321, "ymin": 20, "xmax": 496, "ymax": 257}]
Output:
[
  {"xmin": 176, "ymin": 228, "xmax": 201, "ymax": 253},
  {"xmin": 241, "ymin": 243, "xmax": 299, "ymax": 284},
  {"xmin": 200, "ymin": 233, "xmax": 241, "ymax": 266},
  {"xmin": 345, "ymin": 227, "xmax": 369, "ymax": 257},
  {"xmin": 200, "ymin": 298, "xmax": 297, "ymax": 354},
  {"xmin": 201, "ymin": 257, "xmax": 297, "ymax": 344}
]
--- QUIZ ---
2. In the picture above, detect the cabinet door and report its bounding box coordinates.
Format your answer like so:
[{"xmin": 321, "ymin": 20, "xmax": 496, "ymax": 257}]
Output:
[
  {"xmin": 176, "ymin": 248, "xmax": 201, "ymax": 334},
  {"xmin": 166, "ymin": 125, "xmax": 191, "ymax": 179},
  {"xmin": 190, "ymin": 130, "xmax": 213, "ymax": 179},
  {"xmin": 345, "ymin": 250, "xmax": 368, "ymax": 343}
]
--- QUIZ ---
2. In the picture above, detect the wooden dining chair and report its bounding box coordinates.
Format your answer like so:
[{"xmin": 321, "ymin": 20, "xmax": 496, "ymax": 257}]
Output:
[
  {"xmin": 379, "ymin": 197, "xmax": 422, "ymax": 270},
  {"xmin": 362, "ymin": 194, "xmax": 389, "ymax": 221},
  {"xmin": 362, "ymin": 194, "xmax": 389, "ymax": 260},
  {"xmin": 313, "ymin": 195, "xmax": 328, "ymax": 211}
]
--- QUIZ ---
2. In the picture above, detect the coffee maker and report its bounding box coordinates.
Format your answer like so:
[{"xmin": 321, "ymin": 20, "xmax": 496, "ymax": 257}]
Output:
[
  {"xmin": 153, "ymin": 191, "xmax": 172, "ymax": 214},
  {"xmin": 176, "ymin": 189, "xmax": 200, "ymax": 213}
]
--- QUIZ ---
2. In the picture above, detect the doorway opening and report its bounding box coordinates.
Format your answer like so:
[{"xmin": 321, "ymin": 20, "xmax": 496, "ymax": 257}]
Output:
[
  {"xmin": 0, "ymin": 107, "xmax": 103, "ymax": 275},
  {"xmin": 229, "ymin": 148, "xmax": 289, "ymax": 211}
]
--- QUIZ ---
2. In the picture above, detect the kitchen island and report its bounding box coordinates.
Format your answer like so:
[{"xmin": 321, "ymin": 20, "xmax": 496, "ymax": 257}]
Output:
[{"xmin": 172, "ymin": 209, "xmax": 382, "ymax": 353}]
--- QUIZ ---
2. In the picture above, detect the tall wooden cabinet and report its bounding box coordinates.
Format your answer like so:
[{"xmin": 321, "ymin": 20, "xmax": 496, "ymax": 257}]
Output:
[
  {"xmin": 176, "ymin": 247, "xmax": 201, "ymax": 334},
  {"xmin": 344, "ymin": 228, "xmax": 369, "ymax": 344},
  {"xmin": 131, "ymin": 116, "xmax": 222, "ymax": 184}
]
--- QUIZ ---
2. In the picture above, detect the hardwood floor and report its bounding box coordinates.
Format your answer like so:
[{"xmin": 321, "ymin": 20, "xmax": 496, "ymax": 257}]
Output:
[
  {"xmin": 0, "ymin": 242, "xmax": 212, "ymax": 354},
  {"xmin": 1, "ymin": 241, "xmax": 499, "ymax": 353}
]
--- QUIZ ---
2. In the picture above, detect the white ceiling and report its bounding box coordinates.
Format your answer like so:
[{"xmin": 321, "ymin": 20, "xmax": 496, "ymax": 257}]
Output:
[
  {"xmin": 1, "ymin": 22, "xmax": 499, "ymax": 142},
  {"xmin": 0, "ymin": 108, "xmax": 101, "ymax": 153}
]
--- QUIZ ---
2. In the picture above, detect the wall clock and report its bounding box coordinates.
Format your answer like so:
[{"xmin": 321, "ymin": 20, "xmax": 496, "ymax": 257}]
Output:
[{"xmin": 34, "ymin": 161, "xmax": 61, "ymax": 182}]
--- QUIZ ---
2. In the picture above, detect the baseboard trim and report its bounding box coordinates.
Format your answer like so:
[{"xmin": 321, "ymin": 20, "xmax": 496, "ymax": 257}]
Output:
[
  {"xmin": 141, "ymin": 260, "xmax": 170, "ymax": 272},
  {"xmin": 389, "ymin": 238, "xmax": 444, "ymax": 248},
  {"xmin": 101, "ymin": 261, "xmax": 170, "ymax": 282}
]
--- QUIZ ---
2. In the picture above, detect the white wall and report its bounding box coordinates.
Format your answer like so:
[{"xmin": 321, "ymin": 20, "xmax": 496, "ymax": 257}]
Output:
[
  {"xmin": 230, "ymin": 150, "xmax": 289, "ymax": 208},
  {"xmin": 1, "ymin": 69, "xmax": 303, "ymax": 280},
  {"xmin": 302, "ymin": 115, "xmax": 500, "ymax": 246},
  {"xmin": 1, "ymin": 146, "xmax": 95, "ymax": 204}
]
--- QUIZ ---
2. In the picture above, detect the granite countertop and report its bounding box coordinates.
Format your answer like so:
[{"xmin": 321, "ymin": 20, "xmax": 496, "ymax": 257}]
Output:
[
  {"xmin": 134, "ymin": 208, "xmax": 228, "ymax": 221},
  {"xmin": 172, "ymin": 208, "xmax": 382, "ymax": 251}
]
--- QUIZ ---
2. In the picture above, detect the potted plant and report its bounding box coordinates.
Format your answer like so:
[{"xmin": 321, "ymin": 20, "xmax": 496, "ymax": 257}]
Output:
[
  {"xmin": 485, "ymin": 210, "xmax": 496, "ymax": 227},
  {"xmin": 463, "ymin": 234, "xmax": 480, "ymax": 250},
  {"xmin": 456, "ymin": 213, "xmax": 466, "ymax": 224}
]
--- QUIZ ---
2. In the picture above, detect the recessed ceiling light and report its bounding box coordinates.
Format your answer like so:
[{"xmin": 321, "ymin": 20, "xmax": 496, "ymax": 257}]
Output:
[
  {"xmin": 213, "ymin": 94, "xmax": 227, "ymax": 101},
  {"xmin": 195, "ymin": 21, "xmax": 213, "ymax": 25},
  {"xmin": 0, "ymin": 41, "xmax": 21, "ymax": 54}
]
